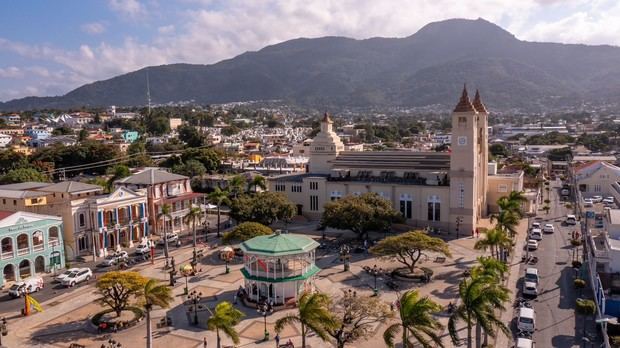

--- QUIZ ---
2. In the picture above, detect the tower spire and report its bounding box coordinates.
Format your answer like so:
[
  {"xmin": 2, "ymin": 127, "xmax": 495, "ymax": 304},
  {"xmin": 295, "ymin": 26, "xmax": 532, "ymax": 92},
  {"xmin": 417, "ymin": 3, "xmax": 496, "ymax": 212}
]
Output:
[
  {"xmin": 453, "ymin": 84, "xmax": 475, "ymax": 113},
  {"xmin": 472, "ymin": 89, "xmax": 487, "ymax": 113},
  {"xmin": 322, "ymin": 112, "xmax": 332, "ymax": 123}
]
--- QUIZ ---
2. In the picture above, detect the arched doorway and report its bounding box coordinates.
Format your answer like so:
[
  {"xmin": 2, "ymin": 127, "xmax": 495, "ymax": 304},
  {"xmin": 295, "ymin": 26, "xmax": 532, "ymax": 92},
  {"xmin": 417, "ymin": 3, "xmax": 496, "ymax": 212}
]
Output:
[
  {"xmin": 108, "ymin": 233, "xmax": 116, "ymax": 249},
  {"xmin": 3, "ymin": 264, "xmax": 15, "ymax": 282},
  {"xmin": 34, "ymin": 256, "xmax": 45, "ymax": 273},
  {"xmin": 18, "ymin": 259, "xmax": 31, "ymax": 279},
  {"xmin": 133, "ymin": 226, "xmax": 141, "ymax": 241}
]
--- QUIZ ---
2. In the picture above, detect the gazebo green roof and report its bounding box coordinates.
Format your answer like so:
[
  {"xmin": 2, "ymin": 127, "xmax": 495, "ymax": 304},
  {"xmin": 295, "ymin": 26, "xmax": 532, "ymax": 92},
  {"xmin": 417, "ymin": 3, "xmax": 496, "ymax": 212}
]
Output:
[{"xmin": 240, "ymin": 233, "xmax": 320, "ymax": 256}]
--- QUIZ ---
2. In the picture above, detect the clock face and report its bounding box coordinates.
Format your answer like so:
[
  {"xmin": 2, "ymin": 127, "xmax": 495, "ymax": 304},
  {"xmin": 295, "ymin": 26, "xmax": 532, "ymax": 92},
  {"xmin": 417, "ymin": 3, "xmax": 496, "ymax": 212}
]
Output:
[{"xmin": 458, "ymin": 136, "xmax": 467, "ymax": 146}]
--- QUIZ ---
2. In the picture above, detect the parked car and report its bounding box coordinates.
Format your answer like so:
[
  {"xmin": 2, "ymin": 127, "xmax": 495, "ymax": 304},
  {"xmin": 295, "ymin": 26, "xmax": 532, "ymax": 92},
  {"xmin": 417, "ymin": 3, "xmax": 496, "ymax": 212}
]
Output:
[
  {"xmin": 523, "ymin": 280, "xmax": 538, "ymax": 297},
  {"xmin": 603, "ymin": 197, "xmax": 615, "ymax": 205},
  {"xmin": 516, "ymin": 337, "xmax": 535, "ymax": 348},
  {"xmin": 55, "ymin": 268, "xmax": 79, "ymax": 283},
  {"xmin": 543, "ymin": 224, "xmax": 554, "ymax": 234},
  {"xmin": 525, "ymin": 268, "xmax": 539, "ymax": 284},
  {"xmin": 135, "ymin": 243, "xmax": 151, "ymax": 255},
  {"xmin": 517, "ymin": 307, "xmax": 536, "ymax": 332},
  {"xmin": 157, "ymin": 233, "xmax": 179, "ymax": 245},
  {"xmin": 61, "ymin": 268, "xmax": 92, "ymax": 287},
  {"xmin": 592, "ymin": 195, "xmax": 603, "ymax": 203},
  {"xmin": 8, "ymin": 276, "xmax": 44, "ymax": 298},
  {"xmin": 527, "ymin": 240, "xmax": 539, "ymax": 250},
  {"xmin": 100, "ymin": 252, "xmax": 129, "ymax": 267},
  {"xmin": 561, "ymin": 188, "xmax": 570, "ymax": 196},
  {"xmin": 529, "ymin": 229, "xmax": 543, "ymax": 240},
  {"xmin": 583, "ymin": 198, "xmax": 594, "ymax": 207},
  {"xmin": 565, "ymin": 214, "xmax": 577, "ymax": 225},
  {"xmin": 531, "ymin": 222, "xmax": 541, "ymax": 230}
]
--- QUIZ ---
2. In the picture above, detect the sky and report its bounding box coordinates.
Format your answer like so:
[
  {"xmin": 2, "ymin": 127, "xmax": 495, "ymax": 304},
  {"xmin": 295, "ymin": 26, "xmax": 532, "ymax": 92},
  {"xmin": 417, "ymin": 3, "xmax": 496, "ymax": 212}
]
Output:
[{"xmin": 0, "ymin": 0, "xmax": 619, "ymax": 102}]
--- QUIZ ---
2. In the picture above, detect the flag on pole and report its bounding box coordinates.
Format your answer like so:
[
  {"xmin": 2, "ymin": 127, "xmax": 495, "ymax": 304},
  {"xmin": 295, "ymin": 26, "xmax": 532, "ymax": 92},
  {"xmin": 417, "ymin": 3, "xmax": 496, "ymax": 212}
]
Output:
[{"xmin": 26, "ymin": 294, "xmax": 43, "ymax": 313}]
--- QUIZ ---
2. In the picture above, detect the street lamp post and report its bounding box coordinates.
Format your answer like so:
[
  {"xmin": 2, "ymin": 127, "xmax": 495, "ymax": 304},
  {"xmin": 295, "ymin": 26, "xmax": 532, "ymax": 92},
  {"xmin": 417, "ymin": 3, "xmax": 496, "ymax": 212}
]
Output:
[
  {"xmin": 0, "ymin": 317, "xmax": 7, "ymax": 347},
  {"xmin": 257, "ymin": 302, "xmax": 273, "ymax": 341},
  {"xmin": 169, "ymin": 257, "xmax": 177, "ymax": 287},
  {"xmin": 370, "ymin": 264, "xmax": 382, "ymax": 296},
  {"xmin": 340, "ymin": 244, "xmax": 351, "ymax": 271},
  {"xmin": 188, "ymin": 290, "xmax": 202, "ymax": 325}
]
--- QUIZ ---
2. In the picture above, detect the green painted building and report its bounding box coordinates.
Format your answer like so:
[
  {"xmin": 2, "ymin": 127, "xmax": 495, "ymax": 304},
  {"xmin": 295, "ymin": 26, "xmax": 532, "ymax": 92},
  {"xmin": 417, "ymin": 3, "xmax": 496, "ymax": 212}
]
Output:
[
  {"xmin": 0, "ymin": 211, "xmax": 65, "ymax": 288},
  {"xmin": 240, "ymin": 231, "xmax": 319, "ymax": 305}
]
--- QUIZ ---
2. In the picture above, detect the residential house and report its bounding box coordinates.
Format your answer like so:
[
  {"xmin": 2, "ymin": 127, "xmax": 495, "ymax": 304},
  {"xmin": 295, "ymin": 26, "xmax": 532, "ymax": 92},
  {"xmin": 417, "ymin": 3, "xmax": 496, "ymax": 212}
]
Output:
[
  {"xmin": 0, "ymin": 134, "xmax": 12, "ymax": 148},
  {"xmin": 115, "ymin": 169, "xmax": 204, "ymax": 235},
  {"xmin": 575, "ymin": 161, "xmax": 620, "ymax": 199}
]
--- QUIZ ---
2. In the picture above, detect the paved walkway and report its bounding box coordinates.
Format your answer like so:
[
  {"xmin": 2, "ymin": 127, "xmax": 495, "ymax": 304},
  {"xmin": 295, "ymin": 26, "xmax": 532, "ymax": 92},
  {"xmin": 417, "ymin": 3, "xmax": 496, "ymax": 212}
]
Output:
[{"xmin": 2, "ymin": 224, "xmax": 508, "ymax": 348}]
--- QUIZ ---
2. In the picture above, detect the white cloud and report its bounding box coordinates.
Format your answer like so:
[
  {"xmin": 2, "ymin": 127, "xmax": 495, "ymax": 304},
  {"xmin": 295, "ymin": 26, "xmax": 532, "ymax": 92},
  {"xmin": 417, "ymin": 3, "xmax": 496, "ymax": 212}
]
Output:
[
  {"xmin": 158, "ymin": 25, "xmax": 175, "ymax": 34},
  {"xmin": 81, "ymin": 22, "xmax": 107, "ymax": 35},
  {"xmin": 108, "ymin": 0, "xmax": 146, "ymax": 18},
  {"xmin": 0, "ymin": 66, "xmax": 22, "ymax": 78}
]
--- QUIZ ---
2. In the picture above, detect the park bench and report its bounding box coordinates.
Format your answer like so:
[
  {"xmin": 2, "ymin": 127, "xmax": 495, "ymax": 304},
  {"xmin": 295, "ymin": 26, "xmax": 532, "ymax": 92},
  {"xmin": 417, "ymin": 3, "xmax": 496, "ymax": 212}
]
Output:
[{"xmin": 435, "ymin": 256, "xmax": 446, "ymax": 263}]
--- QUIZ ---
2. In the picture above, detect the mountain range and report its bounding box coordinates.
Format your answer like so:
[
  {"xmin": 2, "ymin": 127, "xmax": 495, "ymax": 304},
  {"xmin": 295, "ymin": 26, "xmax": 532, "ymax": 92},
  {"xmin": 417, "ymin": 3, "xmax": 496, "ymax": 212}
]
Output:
[{"xmin": 3, "ymin": 18, "xmax": 620, "ymax": 112}]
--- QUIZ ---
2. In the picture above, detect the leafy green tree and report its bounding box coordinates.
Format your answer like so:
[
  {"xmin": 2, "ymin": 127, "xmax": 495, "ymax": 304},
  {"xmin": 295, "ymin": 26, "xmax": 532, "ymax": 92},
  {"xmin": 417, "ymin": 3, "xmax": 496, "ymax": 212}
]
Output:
[
  {"xmin": 183, "ymin": 206, "xmax": 203, "ymax": 248},
  {"xmin": 222, "ymin": 222, "xmax": 272, "ymax": 244},
  {"xmin": 207, "ymin": 301, "xmax": 245, "ymax": 348},
  {"xmin": 228, "ymin": 175, "xmax": 246, "ymax": 198},
  {"xmin": 126, "ymin": 140, "xmax": 153, "ymax": 167},
  {"xmin": 448, "ymin": 275, "xmax": 510, "ymax": 348},
  {"xmin": 146, "ymin": 115, "xmax": 170, "ymax": 136},
  {"xmin": 321, "ymin": 193, "xmax": 402, "ymax": 240},
  {"xmin": 0, "ymin": 168, "xmax": 48, "ymax": 184},
  {"xmin": 178, "ymin": 124, "xmax": 205, "ymax": 147},
  {"xmin": 208, "ymin": 188, "xmax": 231, "ymax": 237},
  {"xmin": 488, "ymin": 143, "xmax": 509, "ymax": 158},
  {"xmin": 220, "ymin": 125, "xmax": 240, "ymax": 136},
  {"xmin": 78, "ymin": 129, "xmax": 89, "ymax": 142},
  {"xmin": 0, "ymin": 151, "xmax": 29, "ymax": 173},
  {"xmin": 95, "ymin": 271, "xmax": 147, "ymax": 317},
  {"xmin": 52, "ymin": 125, "xmax": 74, "ymax": 135},
  {"xmin": 370, "ymin": 231, "xmax": 452, "ymax": 273},
  {"xmin": 328, "ymin": 293, "xmax": 392, "ymax": 348},
  {"xmin": 384, "ymin": 290, "xmax": 444, "ymax": 348},
  {"xmin": 471, "ymin": 256, "xmax": 508, "ymax": 280},
  {"xmin": 141, "ymin": 279, "xmax": 173, "ymax": 348},
  {"xmin": 490, "ymin": 209, "xmax": 519, "ymax": 238},
  {"xmin": 172, "ymin": 159, "xmax": 206, "ymax": 178},
  {"xmin": 105, "ymin": 164, "xmax": 131, "ymax": 193},
  {"xmin": 275, "ymin": 292, "xmax": 337, "ymax": 348},
  {"xmin": 229, "ymin": 192, "xmax": 295, "ymax": 226},
  {"xmin": 181, "ymin": 148, "xmax": 220, "ymax": 173}
]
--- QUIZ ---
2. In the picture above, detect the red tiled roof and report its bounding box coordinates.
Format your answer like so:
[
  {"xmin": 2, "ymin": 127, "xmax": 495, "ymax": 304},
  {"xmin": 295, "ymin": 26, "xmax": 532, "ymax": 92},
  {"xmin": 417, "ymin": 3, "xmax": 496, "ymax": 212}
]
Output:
[{"xmin": 453, "ymin": 84, "xmax": 476, "ymax": 113}]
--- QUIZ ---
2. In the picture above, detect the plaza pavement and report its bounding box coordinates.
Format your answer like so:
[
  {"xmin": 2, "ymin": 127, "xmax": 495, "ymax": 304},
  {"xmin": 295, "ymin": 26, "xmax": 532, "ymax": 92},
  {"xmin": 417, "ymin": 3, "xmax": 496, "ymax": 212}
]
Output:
[{"xmin": 1, "ymin": 220, "xmax": 528, "ymax": 348}]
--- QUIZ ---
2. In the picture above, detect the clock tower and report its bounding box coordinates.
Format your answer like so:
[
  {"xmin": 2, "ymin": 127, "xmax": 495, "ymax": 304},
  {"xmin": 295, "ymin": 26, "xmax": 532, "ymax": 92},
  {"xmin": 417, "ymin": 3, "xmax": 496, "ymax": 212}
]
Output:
[{"xmin": 449, "ymin": 85, "xmax": 481, "ymax": 235}]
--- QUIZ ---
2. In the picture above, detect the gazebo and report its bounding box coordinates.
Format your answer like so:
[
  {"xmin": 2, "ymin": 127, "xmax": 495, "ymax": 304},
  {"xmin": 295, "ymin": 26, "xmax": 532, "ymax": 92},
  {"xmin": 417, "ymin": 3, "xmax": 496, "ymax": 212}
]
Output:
[{"xmin": 240, "ymin": 231, "xmax": 320, "ymax": 306}]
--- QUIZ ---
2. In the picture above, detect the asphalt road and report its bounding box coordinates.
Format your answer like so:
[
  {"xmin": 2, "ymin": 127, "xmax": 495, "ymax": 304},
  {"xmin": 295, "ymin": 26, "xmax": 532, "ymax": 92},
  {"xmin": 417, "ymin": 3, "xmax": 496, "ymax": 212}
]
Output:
[{"xmin": 514, "ymin": 179, "xmax": 588, "ymax": 348}]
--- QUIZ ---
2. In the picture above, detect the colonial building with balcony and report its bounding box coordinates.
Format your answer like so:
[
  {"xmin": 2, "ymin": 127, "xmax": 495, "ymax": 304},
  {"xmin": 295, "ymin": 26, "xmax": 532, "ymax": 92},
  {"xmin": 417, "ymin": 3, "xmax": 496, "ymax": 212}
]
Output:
[
  {"xmin": 115, "ymin": 168, "xmax": 204, "ymax": 235},
  {"xmin": 0, "ymin": 211, "xmax": 64, "ymax": 288},
  {"xmin": 88, "ymin": 187, "xmax": 148, "ymax": 257}
]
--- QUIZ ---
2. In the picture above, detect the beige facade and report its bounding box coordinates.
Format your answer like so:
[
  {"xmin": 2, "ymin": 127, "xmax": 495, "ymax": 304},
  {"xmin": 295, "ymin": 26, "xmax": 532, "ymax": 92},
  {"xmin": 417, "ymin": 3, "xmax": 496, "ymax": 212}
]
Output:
[
  {"xmin": 270, "ymin": 87, "xmax": 496, "ymax": 234},
  {"xmin": 487, "ymin": 171, "xmax": 525, "ymax": 213}
]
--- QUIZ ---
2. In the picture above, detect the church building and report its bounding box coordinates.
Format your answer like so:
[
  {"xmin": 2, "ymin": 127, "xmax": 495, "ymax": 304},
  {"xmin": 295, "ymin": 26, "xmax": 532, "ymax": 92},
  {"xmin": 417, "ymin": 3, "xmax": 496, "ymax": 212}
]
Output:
[{"xmin": 269, "ymin": 87, "xmax": 521, "ymax": 234}]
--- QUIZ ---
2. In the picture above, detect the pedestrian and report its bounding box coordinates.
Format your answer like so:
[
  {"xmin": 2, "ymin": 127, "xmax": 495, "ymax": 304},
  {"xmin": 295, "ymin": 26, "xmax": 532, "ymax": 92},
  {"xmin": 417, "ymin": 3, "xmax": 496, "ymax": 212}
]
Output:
[
  {"xmin": 233, "ymin": 294, "xmax": 237, "ymax": 304},
  {"xmin": 476, "ymin": 228, "xmax": 479, "ymax": 238},
  {"xmin": 203, "ymin": 337, "xmax": 208, "ymax": 348},
  {"xmin": 275, "ymin": 333, "xmax": 280, "ymax": 348}
]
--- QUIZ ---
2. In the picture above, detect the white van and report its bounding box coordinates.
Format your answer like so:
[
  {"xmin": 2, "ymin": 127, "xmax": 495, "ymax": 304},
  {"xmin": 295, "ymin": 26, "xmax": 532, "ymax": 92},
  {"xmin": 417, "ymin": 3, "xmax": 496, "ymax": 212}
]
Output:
[
  {"xmin": 8, "ymin": 276, "xmax": 44, "ymax": 298},
  {"xmin": 516, "ymin": 337, "xmax": 535, "ymax": 348},
  {"xmin": 517, "ymin": 307, "xmax": 535, "ymax": 332}
]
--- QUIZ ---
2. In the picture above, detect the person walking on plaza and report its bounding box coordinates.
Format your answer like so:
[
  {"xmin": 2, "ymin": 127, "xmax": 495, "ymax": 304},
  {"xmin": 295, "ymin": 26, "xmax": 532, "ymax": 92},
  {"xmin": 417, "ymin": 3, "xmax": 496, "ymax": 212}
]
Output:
[
  {"xmin": 275, "ymin": 333, "xmax": 280, "ymax": 348},
  {"xmin": 203, "ymin": 337, "xmax": 207, "ymax": 348}
]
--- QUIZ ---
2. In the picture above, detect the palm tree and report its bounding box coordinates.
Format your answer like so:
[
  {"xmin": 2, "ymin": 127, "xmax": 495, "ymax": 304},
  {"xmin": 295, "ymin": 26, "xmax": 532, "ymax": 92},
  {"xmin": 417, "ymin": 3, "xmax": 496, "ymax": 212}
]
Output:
[
  {"xmin": 142, "ymin": 279, "xmax": 173, "ymax": 348},
  {"xmin": 448, "ymin": 275, "xmax": 511, "ymax": 348},
  {"xmin": 275, "ymin": 292, "xmax": 336, "ymax": 348},
  {"xmin": 208, "ymin": 188, "xmax": 230, "ymax": 238},
  {"xmin": 471, "ymin": 256, "xmax": 507, "ymax": 280},
  {"xmin": 158, "ymin": 204, "xmax": 172, "ymax": 266},
  {"xmin": 383, "ymin": 290, "xmax": 444, "ymax": 348},
  {"xmin": 228, "ymin": 175, "xmax": 246, "ymax": 198},
  {"xmin": 183, "ymin": 206, "xmax": 202, "ymax": 248},
  {"xmin": 249, "ymin": 175, "xmax": 266, "ymax": 193},
  {"xmin": 473, "ymin": 228, "xmax": 511, "ymax": 260},
  {"xmin": 207, "ymin": 301, "xmax": 244, "ymax": 348},
  {"xmin": 490, "ymin": 209, "xmax": 520, "ymax": 238}
]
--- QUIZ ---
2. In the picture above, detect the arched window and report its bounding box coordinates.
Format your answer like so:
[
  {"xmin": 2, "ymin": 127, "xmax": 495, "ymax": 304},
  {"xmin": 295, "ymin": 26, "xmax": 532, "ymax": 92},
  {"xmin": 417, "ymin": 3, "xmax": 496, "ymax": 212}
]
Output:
[
  {"xmin": 48, "ymin": 226, "xmax": 60, "ymax": 247},
  {"xmin": 3, "ymin": 264, "xmax": 15, "ymax": 281},
  {"xmin": 17, "ymin": 234, "xmax": 29, "ymax": 255},
  {"xmin": 79, "ymin": 213, "xmax": 85, "ymax": 227},
  {"xmin": 1, "ymin": 237, "xmax": 13, "ymax": 258},
  {"xmin": 32, "ymin": 230, "xmax": 44, "ymax": 251}
]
